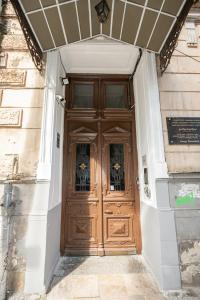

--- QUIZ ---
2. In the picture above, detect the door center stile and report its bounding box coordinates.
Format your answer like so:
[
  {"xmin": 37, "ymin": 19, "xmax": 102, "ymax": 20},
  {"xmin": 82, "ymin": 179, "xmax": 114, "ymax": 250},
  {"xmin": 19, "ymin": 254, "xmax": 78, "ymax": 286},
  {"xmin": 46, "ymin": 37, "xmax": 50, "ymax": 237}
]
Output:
[{"xmin": 97, "ymin": 120, "xmax": 104, "ymax": 256}]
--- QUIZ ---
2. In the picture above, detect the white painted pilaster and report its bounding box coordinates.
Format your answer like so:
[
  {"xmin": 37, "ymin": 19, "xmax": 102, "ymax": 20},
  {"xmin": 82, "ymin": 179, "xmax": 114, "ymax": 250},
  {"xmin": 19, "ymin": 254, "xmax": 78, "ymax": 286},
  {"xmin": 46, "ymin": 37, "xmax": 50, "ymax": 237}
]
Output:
[
  {"xmin": 134, "ymin": 50, "xmax": 168, "ymax": 206},
  {"xmin": 134, "ymin": 51, "xmax": 181, "ymax": 291},
  {"xmin": 24, "ymin": 50, "xmax": 66, "ymax": 294},
  {"xmin": 37, "ymin": 51, "xmax": 63, "ymax": 180}
]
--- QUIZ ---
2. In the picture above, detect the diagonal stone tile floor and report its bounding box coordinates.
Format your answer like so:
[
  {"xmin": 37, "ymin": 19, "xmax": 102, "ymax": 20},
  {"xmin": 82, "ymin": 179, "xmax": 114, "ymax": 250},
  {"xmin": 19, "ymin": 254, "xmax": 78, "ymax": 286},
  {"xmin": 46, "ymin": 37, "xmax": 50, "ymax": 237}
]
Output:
[{"xmin": 47, "ymin": 256, "xmax": 167, "ymax": 300}]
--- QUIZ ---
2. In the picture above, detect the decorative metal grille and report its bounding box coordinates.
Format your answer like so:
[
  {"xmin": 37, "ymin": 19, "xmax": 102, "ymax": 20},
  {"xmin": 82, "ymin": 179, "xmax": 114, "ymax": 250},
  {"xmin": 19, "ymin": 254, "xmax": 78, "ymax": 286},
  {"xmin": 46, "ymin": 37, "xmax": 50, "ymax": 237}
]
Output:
[
  {"xmin": 75, "ymin": 144, "xmax": 90, "ymax": 191},
  {"xmin": 110, "ymin": 144, "xmax": 125, "ymax": 191},
  {"xmin": 159, "ymin": 0, "xmax": 198, "ymax": 74},
  {"xmin": 10, "ymin": 0, "xmax": 44, "ymax": 72}
]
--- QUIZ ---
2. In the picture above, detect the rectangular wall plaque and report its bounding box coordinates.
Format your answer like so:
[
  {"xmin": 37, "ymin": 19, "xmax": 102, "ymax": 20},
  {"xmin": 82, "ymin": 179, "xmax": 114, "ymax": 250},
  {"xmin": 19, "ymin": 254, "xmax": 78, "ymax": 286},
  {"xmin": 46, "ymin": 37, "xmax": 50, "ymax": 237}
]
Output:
[
  {"xmin": 0, "ymin": 108, "xmax": 22, "ymax": 127},
  {"xmin": 167, "ymin": 117, "xmax": 200, "ymax": 145}
]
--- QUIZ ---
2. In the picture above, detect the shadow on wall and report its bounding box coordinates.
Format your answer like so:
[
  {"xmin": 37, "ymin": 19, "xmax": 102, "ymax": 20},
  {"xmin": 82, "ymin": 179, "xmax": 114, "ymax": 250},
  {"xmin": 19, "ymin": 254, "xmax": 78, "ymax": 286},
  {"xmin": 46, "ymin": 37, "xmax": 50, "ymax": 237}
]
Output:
[{"xmin": 0, "ymin": 182, "xmax": 45, "ymax": 299}]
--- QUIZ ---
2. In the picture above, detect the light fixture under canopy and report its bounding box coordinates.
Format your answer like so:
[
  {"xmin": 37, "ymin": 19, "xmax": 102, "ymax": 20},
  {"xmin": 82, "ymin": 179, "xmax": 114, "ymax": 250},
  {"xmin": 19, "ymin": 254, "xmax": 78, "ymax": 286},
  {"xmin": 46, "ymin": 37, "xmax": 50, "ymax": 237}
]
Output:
[{"xmin": 95, "ymin": 0, "xmax": 110, "ymax": 23}]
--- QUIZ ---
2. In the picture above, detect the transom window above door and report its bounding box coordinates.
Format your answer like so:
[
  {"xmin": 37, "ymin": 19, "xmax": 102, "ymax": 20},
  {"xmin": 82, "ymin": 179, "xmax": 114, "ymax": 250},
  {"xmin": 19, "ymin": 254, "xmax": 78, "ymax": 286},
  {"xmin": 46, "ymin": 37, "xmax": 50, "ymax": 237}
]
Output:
[
  {"xmin": 104, "ymin": 83, "xmax": 128, "ymax": 109},
  {"xmin": 72, "ymin": 82, "xmax": 95, "ymax": 109},
  {"xmin": 66, "ymin": 76, "xmax": 132, "ymax": 111}
]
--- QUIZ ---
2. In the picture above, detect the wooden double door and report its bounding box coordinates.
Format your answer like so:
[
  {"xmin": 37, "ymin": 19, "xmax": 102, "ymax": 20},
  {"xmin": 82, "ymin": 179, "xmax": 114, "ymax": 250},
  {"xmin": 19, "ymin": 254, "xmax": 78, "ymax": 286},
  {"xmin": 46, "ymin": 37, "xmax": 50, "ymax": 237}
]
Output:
[{"xmin": 62, "ymin": 119, "xmax": 140, "ymax": 255}]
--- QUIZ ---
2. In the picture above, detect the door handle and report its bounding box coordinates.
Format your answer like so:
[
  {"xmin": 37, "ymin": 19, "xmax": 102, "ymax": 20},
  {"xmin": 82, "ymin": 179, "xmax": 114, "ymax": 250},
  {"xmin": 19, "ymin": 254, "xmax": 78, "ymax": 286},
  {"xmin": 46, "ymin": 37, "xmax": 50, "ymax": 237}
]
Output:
[{"xmin": 104, "ymin": 210, "xmax": 113, "ymax": 214}]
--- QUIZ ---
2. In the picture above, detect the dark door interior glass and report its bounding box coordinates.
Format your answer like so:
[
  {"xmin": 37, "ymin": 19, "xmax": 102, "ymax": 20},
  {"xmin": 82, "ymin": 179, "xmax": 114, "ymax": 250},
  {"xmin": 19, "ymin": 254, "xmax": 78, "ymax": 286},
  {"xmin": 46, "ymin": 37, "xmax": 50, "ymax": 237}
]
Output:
[
  {"xmin": 105, "ymin": 85, "xmax": 127, "ymax": 108},
  {"xmin": 75, "ymin": 144, "xmax": 90, "ymax": 191},
  {"xmin": 73, "ymin": 84, "xmax": 93, "ymax": 108},
  {"xmin": 110, "ymin": 144, "xmax": 125, "ymax": 191}
]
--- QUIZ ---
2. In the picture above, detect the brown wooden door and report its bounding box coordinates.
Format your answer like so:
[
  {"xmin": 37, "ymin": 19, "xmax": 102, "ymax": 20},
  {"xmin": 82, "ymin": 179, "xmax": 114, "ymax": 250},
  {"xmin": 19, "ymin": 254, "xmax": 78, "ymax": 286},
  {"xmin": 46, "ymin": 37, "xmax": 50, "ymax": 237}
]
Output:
[
  {"xmin": 63, "ymin": 120, "xmax": 138, "ymax": 255},
  {"xmin": 101, "ymin": 124, "xmax": 136, "ymax": 254}
]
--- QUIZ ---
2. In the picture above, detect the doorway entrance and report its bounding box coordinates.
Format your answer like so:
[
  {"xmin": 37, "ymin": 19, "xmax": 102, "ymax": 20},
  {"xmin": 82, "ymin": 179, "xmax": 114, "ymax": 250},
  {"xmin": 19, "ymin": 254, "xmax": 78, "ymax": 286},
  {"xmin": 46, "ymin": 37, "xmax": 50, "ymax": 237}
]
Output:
[{"xmin": 61, "ymin": 75, "xmax": 141, "ymax": 255}]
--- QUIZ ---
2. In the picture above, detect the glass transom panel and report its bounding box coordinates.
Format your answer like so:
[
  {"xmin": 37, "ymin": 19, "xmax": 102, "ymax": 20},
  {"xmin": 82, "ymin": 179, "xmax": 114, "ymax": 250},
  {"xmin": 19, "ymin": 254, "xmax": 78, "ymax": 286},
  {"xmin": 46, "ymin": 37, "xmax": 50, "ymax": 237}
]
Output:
[
  {"xmin": 73, "ymin": 84, "xmax": 94, "ymax": 108},
  {"xmin": 105, "ymin": 85, "xmax": 127, "ymax": 109}
]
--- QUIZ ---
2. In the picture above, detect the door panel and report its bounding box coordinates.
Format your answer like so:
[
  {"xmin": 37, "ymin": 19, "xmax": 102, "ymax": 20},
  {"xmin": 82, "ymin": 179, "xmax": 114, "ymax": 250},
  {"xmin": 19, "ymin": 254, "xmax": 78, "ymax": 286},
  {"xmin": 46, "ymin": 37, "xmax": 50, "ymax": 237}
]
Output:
[
  {"xmin": 65, "ymin": 125, "xmax": 99, "ymax": 254},
  {"xmin": 61, "ymin": 75, "xmax": 141, "ymax": 255},
  {"xmin": 104, "ymin": 203, "xmax": 134, "ymax": 244},
  {"xmin": 64, "ymin": 121, "xmax": 137, "ymax": 255},
  {"xmin": 101, "ymin": 125, "xmax": 136, "ymax": 254},
  {"xmin": 66, "ymin": 202, "xmax": 98, "ymax": 246}
]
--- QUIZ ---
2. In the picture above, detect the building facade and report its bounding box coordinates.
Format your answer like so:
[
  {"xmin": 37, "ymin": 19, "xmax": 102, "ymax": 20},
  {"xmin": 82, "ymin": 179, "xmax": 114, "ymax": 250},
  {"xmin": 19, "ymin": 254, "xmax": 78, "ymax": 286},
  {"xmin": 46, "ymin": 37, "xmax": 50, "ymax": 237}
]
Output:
[{"xmin": 0, "ymin": 0, "xmax": 200, "ymax": 298}]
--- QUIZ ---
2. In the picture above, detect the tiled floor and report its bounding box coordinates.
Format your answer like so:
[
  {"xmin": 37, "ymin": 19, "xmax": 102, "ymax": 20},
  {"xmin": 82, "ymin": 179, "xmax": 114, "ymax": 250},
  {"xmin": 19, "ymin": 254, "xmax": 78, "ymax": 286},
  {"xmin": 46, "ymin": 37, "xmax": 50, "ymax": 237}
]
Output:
[{"xmin": 47, "ymin": 256, "xmax": 167, "ymax": 300}]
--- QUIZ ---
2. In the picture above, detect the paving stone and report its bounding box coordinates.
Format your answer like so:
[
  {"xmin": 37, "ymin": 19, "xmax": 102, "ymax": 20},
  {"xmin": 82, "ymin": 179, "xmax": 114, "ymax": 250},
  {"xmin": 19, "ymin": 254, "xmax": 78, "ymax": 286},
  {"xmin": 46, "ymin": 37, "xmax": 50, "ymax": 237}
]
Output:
[
  {"xmin": 73, "ymin": 298, "xmax": 100, "ymax": 300},
  {"xmin": 128, "ymin": 296, "xmax": 145, "ymax": 300},
  {"xmin": 47, "ymin": 256, "xmax": 199, "ymax": 300},
  {"xmin": 54, "ymin": 256, "xmax": 146, "ymax": 277},
  {"xmin": 98, "ymin": 274, "xmax": 128, "ymax": 300},
  {"xmin": 48, "ymin": 274, "xmax": 99, "ymax": 299}
]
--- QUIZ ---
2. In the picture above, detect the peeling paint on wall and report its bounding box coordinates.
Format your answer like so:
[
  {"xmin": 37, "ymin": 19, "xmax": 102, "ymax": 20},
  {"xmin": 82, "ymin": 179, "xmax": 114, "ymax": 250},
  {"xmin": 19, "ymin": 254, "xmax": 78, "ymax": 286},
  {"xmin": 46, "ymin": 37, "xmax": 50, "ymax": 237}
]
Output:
[{"xmin": 180, "ymin": 241, "xmax": 200, "ymax": 286}]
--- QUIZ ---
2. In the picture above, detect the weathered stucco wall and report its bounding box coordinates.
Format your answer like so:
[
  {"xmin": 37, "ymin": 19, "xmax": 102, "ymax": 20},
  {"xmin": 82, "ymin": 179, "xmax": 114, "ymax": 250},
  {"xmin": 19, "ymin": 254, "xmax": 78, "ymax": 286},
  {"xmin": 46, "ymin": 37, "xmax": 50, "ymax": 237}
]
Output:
[
  {"xmin": 158, "ymin": 12, "xmax": 200, "ymax": 289},
  {"xmin": 0, "ymin": 1, "xmax": 44, "ymax": 180},
  {"xmin": 168, "ymin": 176, "xmax": 200, "ymax": 288},
  {"xmin": 0, "ymin": 1, "xmax": 45, "ymax": 297},
  {"xmin": 159, "ymin": 21, "xmax": 200, "ymax": 173}
]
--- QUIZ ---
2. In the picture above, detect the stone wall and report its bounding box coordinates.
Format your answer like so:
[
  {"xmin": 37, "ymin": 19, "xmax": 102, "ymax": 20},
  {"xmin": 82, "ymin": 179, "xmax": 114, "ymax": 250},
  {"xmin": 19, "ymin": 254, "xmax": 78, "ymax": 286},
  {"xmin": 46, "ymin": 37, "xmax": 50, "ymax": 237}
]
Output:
[
  {"xmin": 158, "ymin": 18, "xmax": 200, "ymax": 173},
  {"xmin": 0, "ymin": 0, "xmax": 44, "ymax": 180},
  {"xmin": 168, "ymin": 176, "xmax": 200, "ymax": 288},
  {"xmin": 0, "ymin": 1, "xmax": 45, "ymax": 297},
  {"xmin": 158, "ymin": 11, "xmax": 200, "ymax": 289}
]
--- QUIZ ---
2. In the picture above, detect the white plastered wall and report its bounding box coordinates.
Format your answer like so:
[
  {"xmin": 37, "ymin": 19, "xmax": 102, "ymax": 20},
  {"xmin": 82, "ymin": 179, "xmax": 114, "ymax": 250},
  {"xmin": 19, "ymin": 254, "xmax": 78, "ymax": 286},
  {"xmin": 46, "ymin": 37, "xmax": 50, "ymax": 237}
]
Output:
[
  {"xmin": 134, "ymin": 51, "xmax": 168, "ymax": 206},
  {"xmin": 24, "ymin": 51, "xmax": 65, "ymax": 293},
  {"xmin": 134, "ymin": 51, "xmax": 181, "ymax": 290}
]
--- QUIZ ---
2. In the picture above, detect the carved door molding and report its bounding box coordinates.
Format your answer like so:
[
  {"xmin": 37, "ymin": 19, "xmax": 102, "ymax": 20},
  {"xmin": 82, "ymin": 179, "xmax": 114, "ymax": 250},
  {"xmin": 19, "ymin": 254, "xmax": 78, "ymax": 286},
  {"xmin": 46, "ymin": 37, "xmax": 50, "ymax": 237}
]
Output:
[
  {"xmin": 61, "ymin": 74, "xmax": 141, "ymax": 256},
  {"xmin": 62, "ymin": 122, "xmax": 138, "ymax": 255},
  {"xmin": 102, "ymin": 126, "xmax": 136, "ymax": 253},
  {"xmin": 65, "ymin": 126, "xmax": 99, "ymax": 252}
]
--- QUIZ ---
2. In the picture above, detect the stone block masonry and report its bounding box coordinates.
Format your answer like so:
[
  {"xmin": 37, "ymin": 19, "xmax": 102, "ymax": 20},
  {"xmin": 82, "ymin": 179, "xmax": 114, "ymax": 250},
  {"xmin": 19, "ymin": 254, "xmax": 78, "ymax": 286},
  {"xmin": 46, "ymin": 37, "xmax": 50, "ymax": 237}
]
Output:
[
  {"xmin": 158, "ymin": 12, "xmax": 200, "ymax": 290},
  {"xmin": 158, "ymin": 23, "xmax": 200, "ymax": 173},
  {"xmin": 0, "ymin": 108, "xmax": 22, "ymax": 127},
  {"xmin": 0, "ymin": 69, "xmax": 26, "ymax": 86},
  {"xmin": 0, "ymin": 0, "xmax": 45, "ymax": 181},
  {"xmin": 0, "ymin": 0, "xmax": 45, "ymax": 298}
]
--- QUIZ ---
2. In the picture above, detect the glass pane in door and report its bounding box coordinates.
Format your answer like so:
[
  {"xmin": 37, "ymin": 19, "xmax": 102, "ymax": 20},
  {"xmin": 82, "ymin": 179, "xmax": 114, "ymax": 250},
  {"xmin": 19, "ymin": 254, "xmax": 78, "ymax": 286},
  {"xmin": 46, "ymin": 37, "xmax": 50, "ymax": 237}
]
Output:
[
  {"xmin": 75, "ymin": 144, "xmax": 90, "ymax": 191},
  {"xmin": 110, "ymin": 144, "xmax": 125, "ymax": 191}
]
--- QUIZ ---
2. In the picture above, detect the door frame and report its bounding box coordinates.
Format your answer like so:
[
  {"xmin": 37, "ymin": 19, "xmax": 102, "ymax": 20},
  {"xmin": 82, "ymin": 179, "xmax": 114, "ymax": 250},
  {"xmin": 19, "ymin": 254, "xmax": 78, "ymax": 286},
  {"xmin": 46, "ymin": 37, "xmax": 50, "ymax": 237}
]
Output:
[{"xmin": 60, "ymin": 74, "xmax": 142, "ymax": 255}]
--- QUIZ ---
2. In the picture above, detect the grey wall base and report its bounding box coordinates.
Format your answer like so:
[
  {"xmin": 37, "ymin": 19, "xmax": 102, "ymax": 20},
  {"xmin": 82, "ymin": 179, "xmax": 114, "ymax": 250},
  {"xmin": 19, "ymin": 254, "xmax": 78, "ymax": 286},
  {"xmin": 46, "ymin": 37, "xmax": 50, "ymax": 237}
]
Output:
[
  {"xmin": 141, "ymin": 176, "xmax": 200, "ymax": 291},
  {"xmin": 0, "ymin": 181, "xmax": 62, "ymax": 297},
  {"xmin": 169, "ymin": 175, "xmax": 200, "ymax": 288},
  {"xmin": 141, "ymin": 201, "xmax": 181, "ymax": 291}
]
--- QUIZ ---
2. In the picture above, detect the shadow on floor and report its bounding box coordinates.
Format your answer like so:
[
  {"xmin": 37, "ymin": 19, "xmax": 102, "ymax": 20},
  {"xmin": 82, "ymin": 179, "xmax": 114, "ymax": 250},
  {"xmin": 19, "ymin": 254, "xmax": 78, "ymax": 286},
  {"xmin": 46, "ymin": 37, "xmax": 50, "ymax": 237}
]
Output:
[{"xmin": 47, "ymin": 255, "xmax": 167, "ymax": 300}]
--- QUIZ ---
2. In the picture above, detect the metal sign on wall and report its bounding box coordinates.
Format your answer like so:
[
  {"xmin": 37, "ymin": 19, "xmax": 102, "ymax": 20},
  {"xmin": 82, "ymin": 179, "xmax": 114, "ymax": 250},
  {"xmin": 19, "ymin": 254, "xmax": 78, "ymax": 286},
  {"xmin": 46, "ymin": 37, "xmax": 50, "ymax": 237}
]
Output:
[{"xmin": 167, "ymin": 117, "xmax": 200, "ymax": 145}]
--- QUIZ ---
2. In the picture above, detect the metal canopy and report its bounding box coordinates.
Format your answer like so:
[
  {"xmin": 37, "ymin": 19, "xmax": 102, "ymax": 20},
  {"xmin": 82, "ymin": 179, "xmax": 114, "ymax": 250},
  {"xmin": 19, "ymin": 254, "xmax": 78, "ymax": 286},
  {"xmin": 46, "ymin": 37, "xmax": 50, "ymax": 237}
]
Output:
[
  {"xmin": 15, "ymin": 0, "xmax": 190, "ymax": 52},
  {"xmin": 10, "ymin": 0, "xmax": 197, "ymax": 72}
]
